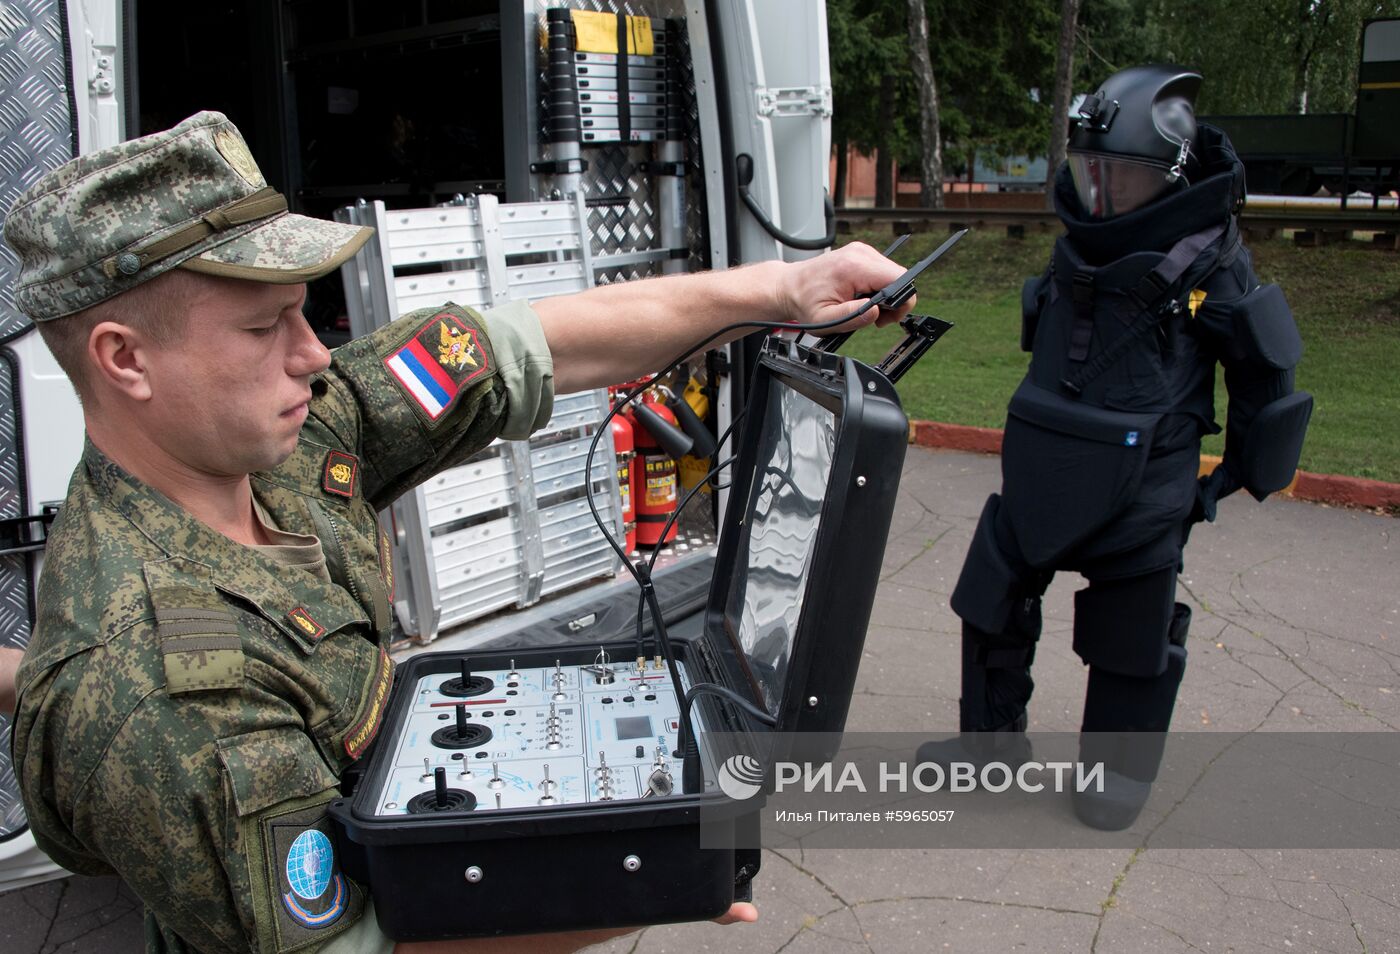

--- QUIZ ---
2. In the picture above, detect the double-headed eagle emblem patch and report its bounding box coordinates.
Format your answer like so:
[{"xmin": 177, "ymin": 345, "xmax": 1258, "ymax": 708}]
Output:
[{"xmin": 437, "ymin": 321, "xmax": 479, "ymax": 373}]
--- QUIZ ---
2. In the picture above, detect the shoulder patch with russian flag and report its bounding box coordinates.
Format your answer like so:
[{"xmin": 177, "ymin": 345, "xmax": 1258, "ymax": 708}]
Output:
[{"xmin": 384, "ymin": 309, "xmax": 494, "ymax": 425}]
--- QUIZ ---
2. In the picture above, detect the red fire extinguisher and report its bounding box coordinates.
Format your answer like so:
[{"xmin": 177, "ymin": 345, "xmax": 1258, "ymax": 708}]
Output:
[
  {"xmin": 631, "ymin": 389, "xmax": 693, "ymax": 548},
  {"xmin": 610, "ymin": 410, "xmax": 636, "ymax": 552}
]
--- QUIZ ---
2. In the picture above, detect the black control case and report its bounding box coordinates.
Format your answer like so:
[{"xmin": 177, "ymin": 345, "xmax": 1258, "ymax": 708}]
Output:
[{"xmin": 329, "ymin": 344, "xmax": 909, "ymax": 940}]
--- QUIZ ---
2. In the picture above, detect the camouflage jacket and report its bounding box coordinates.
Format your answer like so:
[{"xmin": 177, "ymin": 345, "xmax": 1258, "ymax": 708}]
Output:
[{"xmin": 11, "ymin": 301, "xmax": 553, "ymax": 954}]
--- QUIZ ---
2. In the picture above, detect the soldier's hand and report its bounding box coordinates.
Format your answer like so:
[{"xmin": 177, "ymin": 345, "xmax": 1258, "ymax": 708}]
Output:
[
  {"xmin": 777, "ymin": 242, "xmax": 917, "ymax": 333},
  {"xmin": 0, "ymin": 646, "xmax": 22, "ymax": 717},
  {"xmin": 395, "ymin": 903, "xmax": 758, "ymax": 953}
]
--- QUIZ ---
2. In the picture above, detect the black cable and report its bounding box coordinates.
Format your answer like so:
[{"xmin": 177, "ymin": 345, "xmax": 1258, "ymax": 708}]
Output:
[
  {"xmin": 632, "ymin": 454, "xmax": 734, "ymax": 665},
  {"xmin": 584, "ymin": 294, "xmax": 884, "ymax": 577},
  {"xmin": 685, "ymin": 683, "xmax": 778, "ymax": 727},
  {"xmin": 630, "ymin": 408, "xmax": 744, "ymax": 662},
  {"xmin": 583, "ymin": 281, "xmax": 905, "ymax": 794},
  {"xmin": 644, "ymin": 455, "xmax": 734, "ymax": 575}
]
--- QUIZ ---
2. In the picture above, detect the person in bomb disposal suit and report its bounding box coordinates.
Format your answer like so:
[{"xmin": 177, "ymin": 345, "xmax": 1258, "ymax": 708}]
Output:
[
  {"xmin": 918, "ymin": 66, "xmax": 1313, "ymax": 829},
  {"xmin": 3, "ymin": 112, "xmax": 916, "ymax": 954}
]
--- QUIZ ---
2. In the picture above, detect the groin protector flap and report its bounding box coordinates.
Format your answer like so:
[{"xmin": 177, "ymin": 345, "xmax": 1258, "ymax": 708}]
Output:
[{"xmin": 1001, "ymin": 380, "xmax": 1160, "ymax": 567}]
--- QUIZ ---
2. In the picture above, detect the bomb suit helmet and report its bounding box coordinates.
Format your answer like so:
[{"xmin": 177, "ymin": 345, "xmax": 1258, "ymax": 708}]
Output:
[{"xmin": 1067, "ymin": 65, "xmax": 1203, "ymax": 219}]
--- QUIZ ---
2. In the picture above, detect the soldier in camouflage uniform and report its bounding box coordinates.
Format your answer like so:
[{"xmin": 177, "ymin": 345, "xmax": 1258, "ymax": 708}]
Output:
[{"xmin": 2, "ymin": 112, "xmax": 910, "ymax": 954}]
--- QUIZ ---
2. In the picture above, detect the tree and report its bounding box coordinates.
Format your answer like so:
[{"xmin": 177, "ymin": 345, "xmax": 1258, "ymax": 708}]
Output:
[
  {"xmin": 1147, "ymin": 0, "xmax": 1400, "ymax": 115},
  {"xmin": 1045, "ymin": 0, "xmax": 1082, "ymax": 200},
  {"xmin": 926, "ymin": 0, "xmax": 1057, "ymax": 172},
  {"xmin": 827, "ymin": 0, "xmax": 911, "ymax": 206},
  {"xmin": 905, "ymin": 0, "xmax": 944, "ymax": 207}
]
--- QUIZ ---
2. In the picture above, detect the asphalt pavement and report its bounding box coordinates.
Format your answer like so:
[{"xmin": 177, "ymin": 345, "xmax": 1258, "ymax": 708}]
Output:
[{"xmin": 4, "ymin": 445, "xmax": 1397, "ymax": 953}]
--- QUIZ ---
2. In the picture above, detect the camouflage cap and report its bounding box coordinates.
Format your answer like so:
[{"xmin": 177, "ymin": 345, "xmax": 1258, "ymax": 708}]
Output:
[{"xmin": 2, "ymin": 111, "xmax": 373, "ymax": 321}]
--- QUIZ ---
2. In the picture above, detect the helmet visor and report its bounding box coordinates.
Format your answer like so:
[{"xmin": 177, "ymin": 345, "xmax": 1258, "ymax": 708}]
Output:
[{"xmin": 1068, "ymin": 153, "xmax": 1175, "ymax": 218}]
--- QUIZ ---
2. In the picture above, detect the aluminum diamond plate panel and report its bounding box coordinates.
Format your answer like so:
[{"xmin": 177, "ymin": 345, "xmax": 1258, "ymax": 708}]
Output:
[
  {"xmin": 531, "ymin": 0, "xmax": 708, "ymax": 278},
  {"xmin": 0, "ymin": 0, "xmax": 72, "ymax": 844},
  {"xmin": 0, "ymin": 0, "xmax": 76, "ymax": 342},
  {"xmin": 0, "ymin": 353, "xmax": 33, "ymax": 840}
]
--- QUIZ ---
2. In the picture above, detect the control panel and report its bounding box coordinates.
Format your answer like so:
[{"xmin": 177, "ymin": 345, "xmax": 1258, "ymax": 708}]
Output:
[{"xmin": 374, "ymin": 653, "xmax": 692, "ymax": 816}]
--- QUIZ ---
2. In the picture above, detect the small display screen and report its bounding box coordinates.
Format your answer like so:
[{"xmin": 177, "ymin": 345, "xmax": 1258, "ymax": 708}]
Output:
[
  {"xmin": 615, "ymin": 716, "xmax": 653, "ymax": 740},
  {"xmin": 724, "ymin": 376, "xmax": 838, "ymax": 718}
]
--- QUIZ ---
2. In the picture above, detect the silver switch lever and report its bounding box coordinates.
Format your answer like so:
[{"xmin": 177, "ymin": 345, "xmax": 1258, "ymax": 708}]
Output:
[
  {"xmin": 538, "ymin": 763, "xmax": 557, "ymax": 804},
  {"xmin": 644, "ymin": 767, "xmax": 675, "ymax": 797}
]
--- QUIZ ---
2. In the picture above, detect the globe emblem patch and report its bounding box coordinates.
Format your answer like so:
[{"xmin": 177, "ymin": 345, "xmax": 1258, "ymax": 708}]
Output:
[
  {"xmin": 286, "ymin": 829, "xmax": 334, "ymax": 900},
  {"xmin": 281, "ymin": 827, "xmax": 348, "ymax": 929}
]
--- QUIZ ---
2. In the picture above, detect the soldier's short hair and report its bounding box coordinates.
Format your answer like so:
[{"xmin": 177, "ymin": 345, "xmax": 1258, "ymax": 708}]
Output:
[{"xmin": 36, "ymin": 268, "xmax": 205, "ymax": 402}]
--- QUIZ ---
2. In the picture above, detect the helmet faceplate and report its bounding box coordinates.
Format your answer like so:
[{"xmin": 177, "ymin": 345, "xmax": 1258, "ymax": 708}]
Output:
[{"xmin": 1067, "ymin": 65, "xmax": 1202, "ymax": 218}]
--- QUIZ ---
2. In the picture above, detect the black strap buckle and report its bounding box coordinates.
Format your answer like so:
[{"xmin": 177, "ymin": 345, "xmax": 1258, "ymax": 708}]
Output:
[
  {"xmin": 1067, "ymin": 267, "xmax": 1096, "ymax": 363},
  {"xmin": 530, "ymin": 157, "xmax": 590, "ymax": 175},
  {"xmin": 639, "ymin": 160, "xmax": 686, "ymax": 177},
  {"xmin": 1072, "ymin": 268, "xmax": 1096, "ymax": 303},
  {"xmin": 0, "ymin": 505, "xmax": 59, "ymax": 557}
]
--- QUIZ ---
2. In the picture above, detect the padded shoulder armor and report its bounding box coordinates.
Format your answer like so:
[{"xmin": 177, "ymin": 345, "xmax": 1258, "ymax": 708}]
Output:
[{"xmin": 1234, "ymin": 283, "xmax": 1302, "ymax": 369}]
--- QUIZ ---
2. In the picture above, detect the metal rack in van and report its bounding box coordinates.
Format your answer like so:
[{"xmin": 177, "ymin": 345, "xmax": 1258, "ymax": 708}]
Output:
[{"xmin": 338, "ymin": 193, "xmax": 624, "ymax": 642}]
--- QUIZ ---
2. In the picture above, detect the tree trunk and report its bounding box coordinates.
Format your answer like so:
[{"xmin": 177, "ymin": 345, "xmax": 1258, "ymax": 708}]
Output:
[
  {"xmin": 875, "ymin": 71, "xmax": 896, "ymax": 207},
  {"xmin": 1045, "ymin": 0, "xmax": 1081, "ymax": 206},
  {"xmin": 905, "ymin": 0, "xmax": 944, "ymax": 209},
  {"xmin": 834, "ymin": 136, "xmax": 849, "ymax": 208}
]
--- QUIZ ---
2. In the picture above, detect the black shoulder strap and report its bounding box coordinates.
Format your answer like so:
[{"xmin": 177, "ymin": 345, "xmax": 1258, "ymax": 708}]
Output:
[
  {"xmin": 1067, "ymin": 266, "xmax": 1097, "ymax": 363},
  {"xmin": 1060, "ymin": 222, "xmax": 1227, "ymax": 397}
]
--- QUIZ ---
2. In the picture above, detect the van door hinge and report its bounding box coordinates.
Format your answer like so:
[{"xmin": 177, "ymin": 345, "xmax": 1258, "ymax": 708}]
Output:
[
  {"xmin": 755, "ymin": 86, "xmax": 832, "ymax": 119},
  {"xmin": 88, "ymin": 42, "xmax": 116, "ymax": 98}
]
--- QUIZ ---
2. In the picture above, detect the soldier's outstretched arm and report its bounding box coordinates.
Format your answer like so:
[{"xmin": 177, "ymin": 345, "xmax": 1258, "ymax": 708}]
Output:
[{"xmin": 533, "ymin": 242, "xmax": 914, "ymax": 394}]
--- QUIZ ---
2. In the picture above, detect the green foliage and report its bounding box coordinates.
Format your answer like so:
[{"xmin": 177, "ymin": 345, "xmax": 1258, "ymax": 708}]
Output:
[
  {"xmin": 1107, "ymin": 0, "xmax": 1400, "ymax": 114},
  {"xmin": 1074, "ymin": 0, "xmax": 1164, "ymax": 87},
  {"xmin": 830, "ymin": 0, "xmax": 1059, "ymax": 170},
  {"xmin": 928, "ymin": 0, "xmax": 1058, "ymax": 164},
  {"xmin": 838, "ymin": 227, "xmax": 1400, "ymax": 483},
  {"xmin": 828, "ymin": 0, "xmax": 1400, "ymax": 186},
  {"xmin": 829, "ymin": 0, "xmax": 910, "ymax": 154}
]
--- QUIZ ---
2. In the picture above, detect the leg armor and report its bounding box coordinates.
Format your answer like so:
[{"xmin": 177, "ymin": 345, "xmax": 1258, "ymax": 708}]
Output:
[
  {"xmin": 949, "ymin": 494, "xmax": 1051, "ymax": 734},
  {"xmin": 1070, "ymin": 566, "xmax": 1191, "ymax": 830}
]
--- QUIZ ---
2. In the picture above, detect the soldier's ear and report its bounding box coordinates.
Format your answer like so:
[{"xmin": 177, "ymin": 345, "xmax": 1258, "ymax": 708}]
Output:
[{"xmin": 88, "ymin": 321, "xmax": 154, "ymax": 402}]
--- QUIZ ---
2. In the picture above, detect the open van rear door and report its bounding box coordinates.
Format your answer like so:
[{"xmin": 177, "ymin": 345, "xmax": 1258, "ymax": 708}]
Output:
[{"xmin": 0, "ymin": 0, "xmax": 93, "ymax": 892}]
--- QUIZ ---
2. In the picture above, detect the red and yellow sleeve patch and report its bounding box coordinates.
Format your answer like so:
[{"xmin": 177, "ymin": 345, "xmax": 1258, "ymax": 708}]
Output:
[
  {"xmin": 384, "ymin": 311, "xmax": 492, "ymax": 423},
  {"xmin": 345, "ymin": 649, "xmax": 394, "ymax": 759},
  {"xmin": 322, "ymin": 451, "xmax": 358, "ymax": 498},
  {"xmin": 378, "ymin": 527, "xmax": 395, "ymax": 603},
  {"xmin": 287, "ymin": 607, "xmax": 326, "ymax": 641}
]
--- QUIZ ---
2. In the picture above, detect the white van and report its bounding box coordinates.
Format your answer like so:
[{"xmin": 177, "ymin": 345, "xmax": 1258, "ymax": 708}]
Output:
[{"xmin": 0, "ymin": 0, "xmax": 834, "ymax": 891}]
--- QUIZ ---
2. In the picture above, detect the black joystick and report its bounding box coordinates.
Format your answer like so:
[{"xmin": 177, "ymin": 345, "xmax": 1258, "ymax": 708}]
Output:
[
  {"xmin": 440, "ymin": 658, "xmax": 495, "ymax": 698},
  {"xmin": 431, "ymin": 703, "xmax": 494, "ymax": 749},
  {"xmin": 435, "ymin": 765, "xmax": 449, "ymax": 808},
  {"xmin": 406, "ymin": 766, "xmax": 477, "ymax": 814}
]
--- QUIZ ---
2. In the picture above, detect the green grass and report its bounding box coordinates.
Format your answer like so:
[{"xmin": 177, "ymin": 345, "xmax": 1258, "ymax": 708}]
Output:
[{"xmin": 838, "ymin": 226, "xmax": 1400, "ymax": 483}]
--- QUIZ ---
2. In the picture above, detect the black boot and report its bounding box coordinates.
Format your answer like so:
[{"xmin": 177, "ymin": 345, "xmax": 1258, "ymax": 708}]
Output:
[
  {"xmin": 916, "ymin": 624, "xmax": 1035, "ymax": 768},
  {"xmin": 1073, "ymin": 603, "xmax": 1191, "ymax": 831}
]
